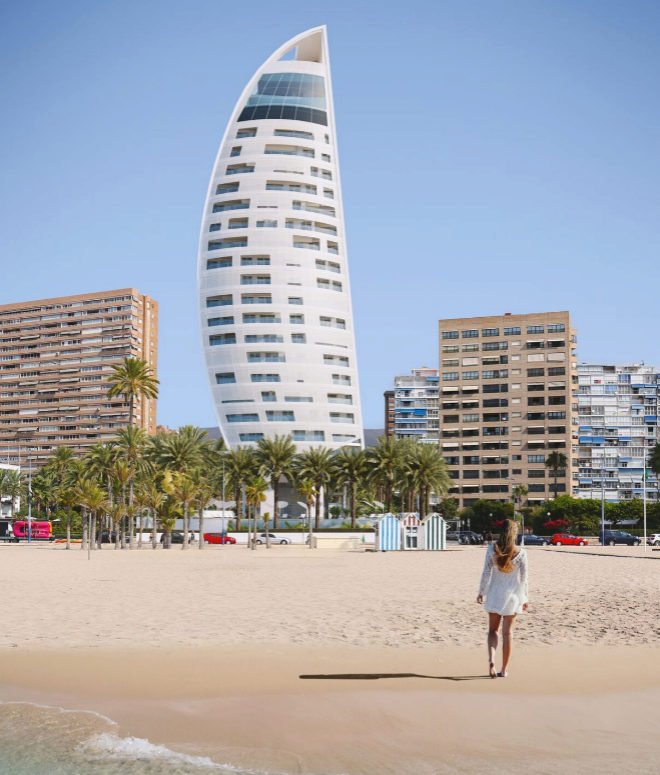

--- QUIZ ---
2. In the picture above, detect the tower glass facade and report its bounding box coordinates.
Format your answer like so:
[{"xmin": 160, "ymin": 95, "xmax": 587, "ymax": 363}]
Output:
[{"xmin": 198, "ymin": 27, "xmax": 363, "ymax": 449}]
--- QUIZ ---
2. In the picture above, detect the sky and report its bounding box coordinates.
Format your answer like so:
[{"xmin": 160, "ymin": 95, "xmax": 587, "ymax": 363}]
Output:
[{"xmin": 2, "ymin": 0, "xmax": 660, "ymax": 431}]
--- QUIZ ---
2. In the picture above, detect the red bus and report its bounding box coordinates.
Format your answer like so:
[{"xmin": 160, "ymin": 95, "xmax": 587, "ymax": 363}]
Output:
[{"xmin": 12, "ymin": 521, "xmax": 52, "ymax": 540}]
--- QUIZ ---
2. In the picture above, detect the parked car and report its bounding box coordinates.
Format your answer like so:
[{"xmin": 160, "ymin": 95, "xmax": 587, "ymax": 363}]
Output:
[
  {"xmin": 551, "ymin": 533, "xmax": 588, "ymax": 546},
  {"xmin": 601, "ymin": 530, "xmax": 641, "ymax": 546},
  {"xmin": 203, "ymin": 532, "xmax": 236, "ymax": 545},
  {"xmin": 160, "ymin": 531, "xmax": 194, "ymax": 544},
  {"xmin": 516, "ymin": 534, "xmax": 550, "ymax": 546},
  {"xmin": 647, "ymin": 533, "xmax": 660, "ymax": 546},
  {"xmin": 255, "ymin": 533, "xmax": 291, "ymax": 545}
]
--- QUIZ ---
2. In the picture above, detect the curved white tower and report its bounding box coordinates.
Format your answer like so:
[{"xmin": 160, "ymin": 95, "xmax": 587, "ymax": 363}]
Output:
[{"xmin": 198, "ymin": 27, "xmax": 363, "ymax": 449}]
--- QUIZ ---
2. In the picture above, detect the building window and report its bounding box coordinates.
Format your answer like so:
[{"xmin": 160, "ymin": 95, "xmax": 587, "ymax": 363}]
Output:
[
  {"xmin": 504, "ymin": 326, "xmax": 521, "ymax": 335},
  {"xmin": 332, "ymin": 373, "xmax": 351, "ymax": 385},
  {"xmin": 443, "ymin": 372, "xmax": 459, "ymax": 381},
  {"xmin": 527, "ymin": 325, "xmax": 544, "ymax": 334},
  {"xmin": 266, "ymin": 411, "xmax": 295, "ymax": 422},
  {"xmin": 239, "ymin": 433, "xmax": 264, "ymax": 442},
  {"xmin": 236, "ymin": 128, "xmax": 257, "ymax": 138},
  {"xmin": 241, "ymin": 255, "xmax": 270, "ymax": 265},
  {"xmin": 247, "ymin": 352, "xmax": 285, "ymax": 363},
  {"xmin": 226, "ymin": 163, "xmax": 254, "ymax": 175},
  {"xmin": 216, "ymin": 182, "xmax": 239, "ymax": 194},
  {"xmin": 548, "ymin": 367, "xmax": 566, "ymax": 376},
  {"xmin": 250, "ymin": 374, "xmax": 281, "ymax": 382},
  {"xmin": 462, "ymin": 329, "xmax": 479, "ymax": 338},
  {"xmin": 261, "ymin": 391, "xmax": 277, "ymax": 402},
  {"xmin": 209, "ymin": 333, "xmax": 236, "ymax": 346},
  {"xmin": 241, "ymin": 294, "xmax": 272, "ymax": 304},
  {"xmin": 274, "ymin": 129, "xmax": 314, "ymax": 139},
  {"xmin": 215, "ymin": 372, "xmax": 236, "ymax": 384},
  {"xmin": 285, "ymin": 396, "xmax": 313, "ymax": 403},
  {"xmin": 226, "ymin": 413, "xmax": 259, "ymax": 423},
  {"xmin": 213, "ymin": 199, "xmax": 250, "ymax": 213},
  {"xmin": 241, "ymin": 274, "xmax": 271, "ymax": 285},
  {"xmin": 442, "ymin": 331, "xmax": 459, "ymax": 340},
  {"xmin": 208, "ymin": 238, "xmax": 247, "ymax": 250},
  {"xmin": 291, "ymin": 333, "xmax": 306, "ymax": 343},
  {"xmin": 208, "ymin": 316, "xmax": 234, "ymax": 326},
  {"xmin": 462, "ymin": 371, "xmax": 479, "ymax": 380},
  {"xmin": 547, "ymin": 324, "xmax": 565, "ymax": 333},
  {"xmin": 245, "ymin": 334, "xmax": 283, "ymax": 343},
  {"xmin": 330, "ymin": 412, "xmax": 354, "ymax": 423},
  {"xmin": 207, "ymin": 257, "xmax": 232, "ymax": 269},
  {"xmin": 288, "ymin": 297, "xmax": 303, "ymax": 305},
  {"xmin": 230, "ymin": 146, "xmax": 241, "ymax": 157},
  {"xmin": 256, "ymin": 220, "xmax": 278, "ymax": 228},
  {"xmin": 243, "ymin": 313, "xmax": 280, "ymax": 323},
  {"xmin": 528, "ymin": 455, "xmax": 545, "ymax": 463},
  {"xmin": 292, "ymin": 430, "xmax": 325, "ymax": 441},
  {"xmin": 323, "ymin": 354, "xmax": 349, "ymax": 367},
  {"xmin": 289, "ymin": 314, "xmax": 304, "ymax": 324},
  {"xmin": 482, "ymin": 328, "xmax": 499, "ymax": 337}
]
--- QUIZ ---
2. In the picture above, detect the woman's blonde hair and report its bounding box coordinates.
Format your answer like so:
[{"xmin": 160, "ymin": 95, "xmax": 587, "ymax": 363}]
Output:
[{"xmin": 494, "ymin": 519, "xmax": 519, "ymax": 572}]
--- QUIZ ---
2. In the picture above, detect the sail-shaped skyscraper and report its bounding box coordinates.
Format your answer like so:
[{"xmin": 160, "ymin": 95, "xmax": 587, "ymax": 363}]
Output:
[{"xmin": 198, "ymin": 27, "xmax": 363, "ymax": 449}]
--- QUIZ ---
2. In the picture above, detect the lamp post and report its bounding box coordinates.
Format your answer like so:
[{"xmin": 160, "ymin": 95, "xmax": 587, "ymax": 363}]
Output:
[{"xmin": 600, "ymin": 453, "xmax": 606, "ymax": 546}]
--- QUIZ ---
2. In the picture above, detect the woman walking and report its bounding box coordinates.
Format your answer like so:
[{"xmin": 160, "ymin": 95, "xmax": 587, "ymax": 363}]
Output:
[{"xmin": 476, "ymin": 519, "xmax": 528, "ymax": 678}]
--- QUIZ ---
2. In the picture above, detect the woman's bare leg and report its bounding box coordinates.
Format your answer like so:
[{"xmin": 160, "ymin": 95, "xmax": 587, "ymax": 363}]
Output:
[
  {"xmin": 487, "ymin": 613, "xmax": 501, "ymax": 676},
  {"xmin": 500, "ymin": 615, "xmax": 516, "ymax": 676}
]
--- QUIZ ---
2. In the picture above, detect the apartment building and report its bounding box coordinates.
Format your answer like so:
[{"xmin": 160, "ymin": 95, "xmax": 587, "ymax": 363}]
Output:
[
  {"xmin": 0, "ymin": 289, "xmax": 158, "ymax": 466},
  {"xmin": 438, "ymin": 312, "xmax": 577, "ymax": 507},
  {"xmin": 575, "ymin": 364, "xmax": 659, "ymax": 502},
  {"xmin": 383, "ymin": 389, "xmax": 395, "ymax": 437},
  {"xmin": 386, "ymin": 368, "xmax": 439, "ymax": 444}
]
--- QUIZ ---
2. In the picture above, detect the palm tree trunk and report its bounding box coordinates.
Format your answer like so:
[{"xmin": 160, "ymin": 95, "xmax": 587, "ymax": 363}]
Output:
[
  {"xmin": 182, "ymin": 504, "xmax": 189, "ymax": 550},
  {"xmin": 66, "ymin": 513, "xmax": 71, "ymax": 550},
  {"xmin": 198, "ymin": 505, "xmax": 204, "ymax": 550},
  {"xmin": 273, "ymin": 478, "xmax": 279, "ymax": 529},
  {"xmin": 81, "ymin": 507, "xmax": 87, "ymax": 550},
  {"xmin": 315, "ymin": 486, "xmax": 322, "ymax": 530},
  {"xmin": 350, "ymin": 483, "xmax": 357, "ymax": 529},
  {"xmin": 234, "ymin": 486, "xmax": 241, "ymax": 531},
  {"xmin": 128, "ymin": 481, "xmax": 135, "ymax": 549},
  {"xmin": 151, "ymin": 509, "xmax": 158, "ymax": 549}
]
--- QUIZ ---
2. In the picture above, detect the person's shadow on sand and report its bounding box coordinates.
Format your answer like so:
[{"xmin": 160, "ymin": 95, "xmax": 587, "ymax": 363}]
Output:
[{"xmin": 299, "ymin": 672, "xmax": 490, "ymax": 682}]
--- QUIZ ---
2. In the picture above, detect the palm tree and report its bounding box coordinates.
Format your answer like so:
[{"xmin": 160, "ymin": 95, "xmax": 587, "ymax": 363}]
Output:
[
  {"xmin": 406, "ymin": 445, "xmax": 451, "ymax": 518},
  {"xmin": 225, "ymin": 446, "xmax": 258, "ymax": 531},
  {"xmin": 245, "ymin": 476, "xmax": 268, "ymax": 547},
  {"xmin": 545, "ymin": 452, "xmax": 567, "ymax": 499},
  {"xmin": 366, "ymin": 436, "xmax": 404, "ymax": 513},
  {"xmin": 75, "ymin": 478, "xmax": 106, "ymax": 550},
  {"xmin": 255, "ymin": 436, "xmax": 296, "ymax": 529},
  {"xmin": 191, "ymin": 470, "xmax": 215, "ymax": 550},
  {"xmin": 110, "ymin": 460, "xmax": 133, "ymax": 548},
  {"xmin": 3, "ymin": 470, "xmax": 22, "ymax": 517},
  {"xmin": 151, "ymin": 426, "xmax": 206, "ymax": 474},
  {"xmin": 107, "ymin": 356, "xmax": 159, "ymax": 428},
  {"xmin": 297, "ymin": 479, "xmax": 317, "ymax": 547},
  {"xmin": 162, "ymin": 470, "xmax": 197, "ymax": 549},
  {"xmin": 114, "ymin": 426, "xmax": 149, "ymax": 548},
  {"xmin": 333, "ymin": 448, "xmax": 369, "ymax": 529},
  {"xmin": 293, "ymin": 446, "xmax": 334, "ymax": 529},
  {"xmin": 142, "ymin": 478, "xmax": 165, "ymax": 549}
]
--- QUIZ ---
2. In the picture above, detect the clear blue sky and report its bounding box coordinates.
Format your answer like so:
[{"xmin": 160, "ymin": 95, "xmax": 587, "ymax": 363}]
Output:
[{"xmin": 2, "ymin": 0, "xmax": 659, "ymax": 430}]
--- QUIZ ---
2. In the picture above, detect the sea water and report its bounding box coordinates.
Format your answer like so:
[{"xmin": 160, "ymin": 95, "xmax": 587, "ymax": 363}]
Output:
[{"xmin": 0, "ymin": 701, "xmax": 252, "ymax": 775}]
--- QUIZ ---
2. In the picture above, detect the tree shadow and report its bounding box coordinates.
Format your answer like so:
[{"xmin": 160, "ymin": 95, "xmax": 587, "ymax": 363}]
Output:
[{"xmin": 299, "ymin": 672, "xmax": 491, "ymax": 682}]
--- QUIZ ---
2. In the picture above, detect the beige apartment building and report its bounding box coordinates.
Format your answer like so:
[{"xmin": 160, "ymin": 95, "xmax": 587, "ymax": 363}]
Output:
[
  {"xmin": 438, "ymin": 312, "xmax": 577, "ymax": 507},
  {"xmin": 0, "ymin": 288, "xmax": 158, "ymax": 466}
]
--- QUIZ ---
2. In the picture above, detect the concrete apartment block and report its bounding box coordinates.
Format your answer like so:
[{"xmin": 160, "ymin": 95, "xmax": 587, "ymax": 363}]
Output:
[
  {"xmin": 438, "ymin": 311, "xmax": 577, "ymax": 507},
  {"xmin": 0, "ymin": 288, "xmax": 158, "ymax": 466}
]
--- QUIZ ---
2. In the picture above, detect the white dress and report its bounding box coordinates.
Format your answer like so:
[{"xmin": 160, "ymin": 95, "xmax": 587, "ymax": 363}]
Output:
[{"xmin": 478, "ymin": 544, "xmax": 528, "ymax": 616}]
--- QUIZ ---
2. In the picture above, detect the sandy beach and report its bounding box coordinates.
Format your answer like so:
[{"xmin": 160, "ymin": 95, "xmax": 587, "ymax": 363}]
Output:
[{"xmin": 1, "ymin": 543, "xmax": 659, "ymax": 774}]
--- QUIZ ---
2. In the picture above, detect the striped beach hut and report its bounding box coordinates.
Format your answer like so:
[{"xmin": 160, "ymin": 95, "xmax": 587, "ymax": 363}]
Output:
[
  {"xmin": 376, "ymin": 514, "xmax": 401, "ymax": 551},
  {"xmin": 401, "ymin": 514, "xmax": 422, "ymax": 549},
  {"xmin": 422, "ymin": 514, "xmax": 447, "ymax": 550}
]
